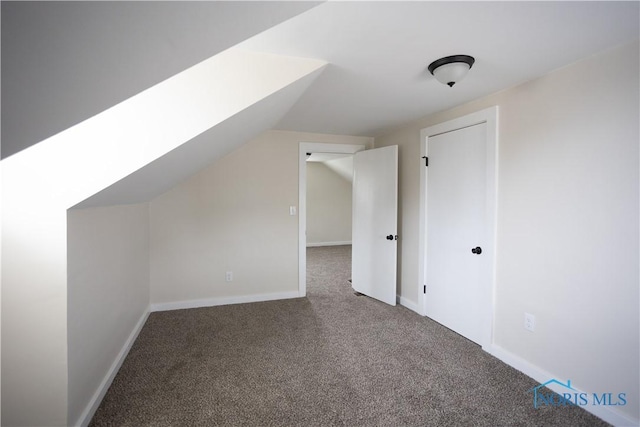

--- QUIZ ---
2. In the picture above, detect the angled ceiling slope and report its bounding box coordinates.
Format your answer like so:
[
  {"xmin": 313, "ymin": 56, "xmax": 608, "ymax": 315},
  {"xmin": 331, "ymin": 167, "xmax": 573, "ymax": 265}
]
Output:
[
  {"xmin": 75, "ymin": 64, "xmax": 325, "ymax": 209},
  {"xmin": 1, "ymin": 1, "xmax": 321, "ymax": 159},
  {"xmin": 3, "ymin": 48, "xmax": 327, "ymax": 212},
  {"xmin": 323, "ymin": 157, "xmax": 354, "ymax": 183}
]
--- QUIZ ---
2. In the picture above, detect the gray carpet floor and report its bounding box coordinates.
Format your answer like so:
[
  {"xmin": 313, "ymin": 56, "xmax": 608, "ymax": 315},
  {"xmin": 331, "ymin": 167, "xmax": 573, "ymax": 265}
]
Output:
[{"xmin": 90, "ymin": 245, "xmax": 608, "ymax": 426}]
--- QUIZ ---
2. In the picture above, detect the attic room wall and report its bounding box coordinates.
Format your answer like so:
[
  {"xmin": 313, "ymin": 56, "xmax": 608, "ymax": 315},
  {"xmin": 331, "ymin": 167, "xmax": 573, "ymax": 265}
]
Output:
[
  {"xmin": 67, "ymin": 203, "xmax": 150, "ymax": 426},
  {"xmin": 149, "ymin": 130, "xmax": 372, "ymax": 308},
  {"xmin": 375, "ymin": 41, "xmax": 639, "ymax": 423},
  {"xmin": 306, "ymin": 162, "xmax": 353, "ymax": 246}
]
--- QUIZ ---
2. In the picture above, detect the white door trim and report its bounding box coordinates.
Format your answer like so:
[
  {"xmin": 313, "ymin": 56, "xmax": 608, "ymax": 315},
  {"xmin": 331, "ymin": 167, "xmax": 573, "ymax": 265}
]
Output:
[
  {"xmin": 298, "ymin": 142, "xmax": 366, "ymax": 297},
  {"xmin": 418, "ymin": 106, "xmax": 499, "ymax": 351}
]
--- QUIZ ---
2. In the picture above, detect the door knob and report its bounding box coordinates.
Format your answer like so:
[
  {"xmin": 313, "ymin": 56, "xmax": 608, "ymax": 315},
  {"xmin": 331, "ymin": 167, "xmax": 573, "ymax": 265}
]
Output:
[
  {"xmin": 386, "ymin": 235, "xmax": 394, "ymax": 240},
  {"xmin": 471, "ymin": 246, "xmax": 482, "ymax": 255}
]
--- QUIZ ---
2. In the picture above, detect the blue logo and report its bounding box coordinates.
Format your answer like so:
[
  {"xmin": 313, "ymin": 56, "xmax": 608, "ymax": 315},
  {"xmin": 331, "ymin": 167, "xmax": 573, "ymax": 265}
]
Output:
[{"xmin": 529, "ymin": 379, "xmax": 627, "ymax": 409}]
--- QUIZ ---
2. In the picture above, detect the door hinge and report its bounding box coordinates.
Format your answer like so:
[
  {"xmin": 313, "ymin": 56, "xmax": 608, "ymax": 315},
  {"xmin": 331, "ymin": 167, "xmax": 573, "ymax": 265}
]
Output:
[
  {"xmin": 423, "ymin": 285, "xmax": 427, "ymax": 294},
  {"xmin": 422, "ymin": 156, "xmax": 428, "ymax": 167}
]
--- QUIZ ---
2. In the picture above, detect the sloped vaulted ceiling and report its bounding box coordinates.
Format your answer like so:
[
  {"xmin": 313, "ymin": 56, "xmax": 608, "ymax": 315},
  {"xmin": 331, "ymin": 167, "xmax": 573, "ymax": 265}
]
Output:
[
  {"xmin": 2, "ymin": 1, "xmax": 638, "ymax": 209},
  {"xmin": 1, "ymin": 1, "xmax": 320, "ymax": 158},
  {"xmin": 74, "ymin": 62, "xmax": 325, "ymax": 208}
]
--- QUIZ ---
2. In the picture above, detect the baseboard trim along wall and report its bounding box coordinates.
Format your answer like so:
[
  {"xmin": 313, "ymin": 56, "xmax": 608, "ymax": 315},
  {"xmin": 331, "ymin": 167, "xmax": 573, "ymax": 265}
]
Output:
[
  {"xmin": 150, "ymin": 291, "xmax": 301, "ymax": 313},
  {"xmin": 490, "ymin": 345, "xmax": 638, "ymax": 427},
  {"xmin": 76, "ymin": 308, "xmax": 150, "ymax": 427},
  {"xmin": 397, "ymin": 295, "xmax": 420, "ymax": 314},
  {"xmin": 306, "ymin": 241, "xmax": 352, "ymax": 248}
]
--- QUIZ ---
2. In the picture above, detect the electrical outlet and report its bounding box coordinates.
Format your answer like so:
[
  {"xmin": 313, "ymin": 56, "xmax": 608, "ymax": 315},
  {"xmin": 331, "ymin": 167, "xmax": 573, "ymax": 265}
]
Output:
[
  {"xmin": 524, "ymin": 312, "xmax": 535, "ymax": 332},
  {"xmin": 225, "ymin": 271, "xmax": 233, "ymax": 282}
]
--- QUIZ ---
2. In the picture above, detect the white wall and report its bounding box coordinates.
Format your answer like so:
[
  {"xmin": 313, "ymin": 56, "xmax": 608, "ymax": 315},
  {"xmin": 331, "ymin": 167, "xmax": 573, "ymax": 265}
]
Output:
[
  {"xmin": 67, "ymin": 203, "xmax": 150, "ymax": 426},
  {"xmin": 375, "ymin": 41, "xmax": 639, "ymax": 423},
  {"xmin": 306, "ymin": 162, "xmax": 352, "ymax": 246},
  {"xmin": 150, "ymin": 130, "xmax": 372, "ymax": 308}
]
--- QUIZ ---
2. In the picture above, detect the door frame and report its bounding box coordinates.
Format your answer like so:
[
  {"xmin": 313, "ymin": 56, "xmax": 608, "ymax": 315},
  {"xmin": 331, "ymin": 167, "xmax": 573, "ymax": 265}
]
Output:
[
  {"xmin": 298, "ymin": 142, "xmax": 366, "ymax": 297},
  {"xmin": 418, "ymin": 106, "xmax": 498, "ymax": 351}
]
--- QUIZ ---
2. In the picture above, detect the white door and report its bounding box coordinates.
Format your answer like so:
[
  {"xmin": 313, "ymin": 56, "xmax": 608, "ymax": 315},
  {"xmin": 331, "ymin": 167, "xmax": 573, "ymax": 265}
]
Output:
[
  {"xmin": 351, "ymin": 145, "xmax": 398, "ymax": 306},
  {"xmin": 426, "ymin": 123, "xmax": 487, "ymax": 344}
]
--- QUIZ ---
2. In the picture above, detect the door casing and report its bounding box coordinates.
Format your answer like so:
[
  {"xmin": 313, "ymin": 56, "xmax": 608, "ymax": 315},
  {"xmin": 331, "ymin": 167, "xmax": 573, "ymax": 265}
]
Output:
[{"xmin": 418, "ymin": 106, "xmax": 498, "ymax": 351}]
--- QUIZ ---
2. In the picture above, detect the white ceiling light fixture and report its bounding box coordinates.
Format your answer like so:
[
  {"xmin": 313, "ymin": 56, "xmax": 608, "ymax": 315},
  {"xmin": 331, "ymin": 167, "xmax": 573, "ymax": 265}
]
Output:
[{"xmin": 428, "ymin": 55, "xmax": 475, "ymax": 87}]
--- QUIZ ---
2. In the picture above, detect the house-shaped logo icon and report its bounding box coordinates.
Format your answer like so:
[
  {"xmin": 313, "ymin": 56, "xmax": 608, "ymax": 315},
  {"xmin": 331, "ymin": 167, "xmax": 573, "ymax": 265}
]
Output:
[{"xmin": 529, "ymin": 379, "xmax": 576, "ymax": 409}]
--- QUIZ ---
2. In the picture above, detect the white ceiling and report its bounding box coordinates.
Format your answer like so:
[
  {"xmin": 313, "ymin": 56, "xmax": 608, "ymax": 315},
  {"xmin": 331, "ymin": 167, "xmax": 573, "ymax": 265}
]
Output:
[
  {"xmin": 1, "ymin": 1, "xmax": 319, "ymax": 158},
  {"xmin": 74, "ymin": 60, "xmax": 325, "ymax": 209},
  {"xmin": 3, "ymin": 2, "xmax": 638, "ymax": 208},
  {"xmin": 307, "ymin": 153, "xmax": 352, "ymax": 163},
  {"xmin": 238, "ymin": 1, "xmax": 639, "ymax": 137},
  {"xmin": 323, "ymin": 156, "xmax": 355, "ymax": 183},
  {"xmin": 5, "ymin": 1, "xmax": 637, "ymax": 158},
  {"xmin": 307, "ymin": 153, "xmax": 355, "ymax": 182}
]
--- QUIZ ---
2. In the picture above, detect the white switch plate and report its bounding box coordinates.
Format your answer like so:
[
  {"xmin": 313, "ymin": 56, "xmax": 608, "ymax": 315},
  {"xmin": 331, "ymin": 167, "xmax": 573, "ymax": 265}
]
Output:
[
  {"xmin": 524, "ymin": 312, "xmax": 535, "ymax": 332},
  {"xmin": 289, "ymin": 206, "xmax": 297, "ymax": 216},
  {"xmin": 225, "ymin": 271, "xmax": 233, "ymax": 282}
]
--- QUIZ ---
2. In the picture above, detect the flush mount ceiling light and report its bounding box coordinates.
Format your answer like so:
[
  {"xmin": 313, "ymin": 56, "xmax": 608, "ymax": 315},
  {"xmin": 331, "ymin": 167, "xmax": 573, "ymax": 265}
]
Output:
[{"xmin": 428, "ymin": 55, "xmax": 475, "ymax": 87}]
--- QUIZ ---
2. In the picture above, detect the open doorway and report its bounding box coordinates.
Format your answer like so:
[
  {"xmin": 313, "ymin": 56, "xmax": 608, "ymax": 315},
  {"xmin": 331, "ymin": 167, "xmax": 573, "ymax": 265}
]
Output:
[
  {"xmin": 298, "ymin": 143, "xmax": 399, "ymax": 305},
  {"xmin": 305, "ymin": 153, "xmax": 354, "ymax": 296},
  {"xmin": 298, "ymin": 143, "xmax": 365, "ymax": 296}
]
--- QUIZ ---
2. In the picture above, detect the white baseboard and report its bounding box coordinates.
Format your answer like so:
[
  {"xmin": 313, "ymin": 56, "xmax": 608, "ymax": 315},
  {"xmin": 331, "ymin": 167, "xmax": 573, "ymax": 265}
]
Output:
[
  {"xmin": 396, "ymin": 295, "xmax": 420, "ymax": 314},
  {"xmin": 306, "ymin": 241, "xmax": 352, "ymax": 247},
  {"xmin": 150, "ymin": 291, "xmax": 301, "ymax": 312},
  {"xmin": 76, "ymin": 308, "xmax": 150, "ymax": 427},
  {"xmin": 490, "ymin": 345, "xmax": 639, "ymax": 427}
]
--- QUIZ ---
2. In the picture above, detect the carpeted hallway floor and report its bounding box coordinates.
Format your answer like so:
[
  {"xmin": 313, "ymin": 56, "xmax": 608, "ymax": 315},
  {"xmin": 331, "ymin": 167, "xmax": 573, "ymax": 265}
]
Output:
[{"xmin": 90, "ymin": 245, "xmax": 608, "ymax": 426}]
